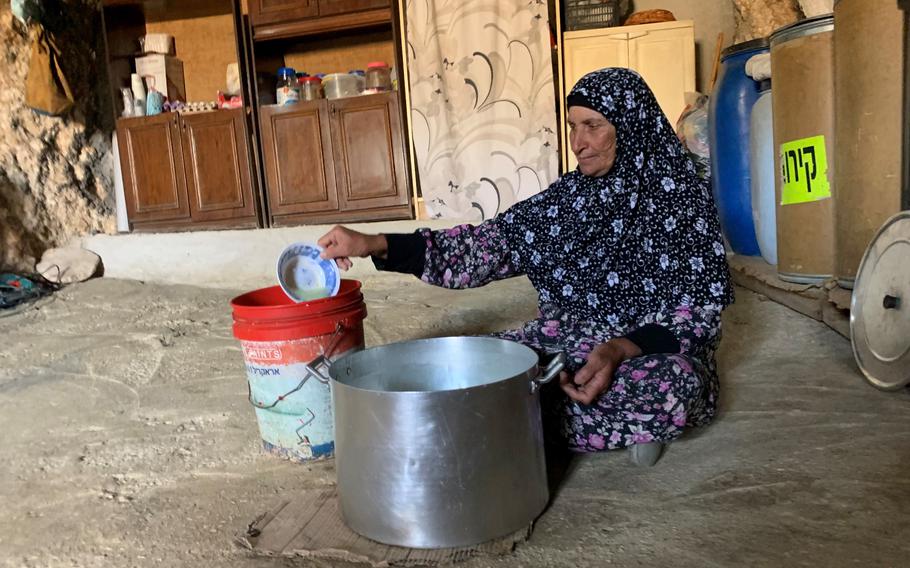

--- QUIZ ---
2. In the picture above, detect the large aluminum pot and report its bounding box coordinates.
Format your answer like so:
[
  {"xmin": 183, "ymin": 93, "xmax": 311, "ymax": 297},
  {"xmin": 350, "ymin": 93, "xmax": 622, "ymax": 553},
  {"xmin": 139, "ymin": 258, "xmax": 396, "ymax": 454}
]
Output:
[{"xmin": 329, "ymin": 336, "xmax": 566, "ymax": 549}]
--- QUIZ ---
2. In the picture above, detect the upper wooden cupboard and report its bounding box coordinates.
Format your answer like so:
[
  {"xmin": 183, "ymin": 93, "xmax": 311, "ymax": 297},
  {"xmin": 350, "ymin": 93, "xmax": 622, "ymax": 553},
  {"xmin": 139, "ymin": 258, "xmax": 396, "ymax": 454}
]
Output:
[{"xmin": 249, "ymin": 0, "xmax": 389, "ymax": 26}]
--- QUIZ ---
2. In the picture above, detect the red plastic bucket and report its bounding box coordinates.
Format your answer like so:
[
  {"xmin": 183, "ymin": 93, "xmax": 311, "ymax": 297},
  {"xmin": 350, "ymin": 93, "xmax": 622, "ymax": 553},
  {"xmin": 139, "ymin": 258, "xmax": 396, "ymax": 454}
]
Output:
[{"xmin": 230, "ymin": 279, "xmax": 367, "ymax": 462}]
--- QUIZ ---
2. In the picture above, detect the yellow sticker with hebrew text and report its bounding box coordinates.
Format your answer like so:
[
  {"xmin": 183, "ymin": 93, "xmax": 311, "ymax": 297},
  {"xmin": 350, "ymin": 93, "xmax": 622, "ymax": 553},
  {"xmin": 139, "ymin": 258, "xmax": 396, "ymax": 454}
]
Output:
[{"xmin": 779, "ymin": 135, "xmax": 831, "ymax": 205}]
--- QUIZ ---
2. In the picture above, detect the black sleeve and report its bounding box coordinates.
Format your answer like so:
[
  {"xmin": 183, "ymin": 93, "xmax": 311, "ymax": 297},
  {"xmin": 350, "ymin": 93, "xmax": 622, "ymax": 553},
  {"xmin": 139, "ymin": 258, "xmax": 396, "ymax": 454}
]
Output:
[
  {"xmin": 623, "ymin": 323, "xmax": 681, "ymax": 356},
  {"xmin": 371, "ymin": 233, "xmax": 427, "ymax": 277}
]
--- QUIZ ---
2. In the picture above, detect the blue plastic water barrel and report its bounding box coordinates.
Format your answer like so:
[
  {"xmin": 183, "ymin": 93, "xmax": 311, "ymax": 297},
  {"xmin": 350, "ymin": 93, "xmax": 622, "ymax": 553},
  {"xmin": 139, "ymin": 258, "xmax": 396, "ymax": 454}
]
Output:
[{"xmin": 709, "ymin": 38, "xmax": 769, "ymax": 256}]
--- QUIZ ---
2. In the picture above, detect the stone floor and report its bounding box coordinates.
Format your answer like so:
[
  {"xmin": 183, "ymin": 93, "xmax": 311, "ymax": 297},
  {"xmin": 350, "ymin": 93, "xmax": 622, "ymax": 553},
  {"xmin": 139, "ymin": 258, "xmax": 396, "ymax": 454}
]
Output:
[{"xmin": 1, "ymin": 274, "xmax": 908, "ymax": 568}]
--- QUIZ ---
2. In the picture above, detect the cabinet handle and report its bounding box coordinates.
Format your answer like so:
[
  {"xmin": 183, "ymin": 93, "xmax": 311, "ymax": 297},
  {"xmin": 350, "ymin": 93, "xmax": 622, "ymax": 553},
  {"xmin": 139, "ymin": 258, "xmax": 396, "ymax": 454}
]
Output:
[{"xmin": 330, "ymin": 104, "xmax": 336, "ymax": 116}]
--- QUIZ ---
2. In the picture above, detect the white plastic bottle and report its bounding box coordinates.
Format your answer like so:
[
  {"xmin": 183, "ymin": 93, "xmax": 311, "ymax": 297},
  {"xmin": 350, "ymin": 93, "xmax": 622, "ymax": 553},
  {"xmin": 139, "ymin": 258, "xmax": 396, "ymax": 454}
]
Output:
[
  {"xmin": 276, "ymin": 67, "xmax": 299, "ymax": 106},
  {"xmin": 750, "ymin": 81, "xmax": 777, "ymax": 265},
  {"xmin": 130, "ymin": 73, "xmax": 146, "ymax": 117}
]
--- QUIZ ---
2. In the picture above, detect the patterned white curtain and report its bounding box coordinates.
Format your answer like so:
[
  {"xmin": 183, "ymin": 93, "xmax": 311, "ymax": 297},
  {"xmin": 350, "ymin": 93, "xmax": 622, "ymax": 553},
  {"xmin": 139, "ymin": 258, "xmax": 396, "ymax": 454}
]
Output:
[{"xmin": 406, "ymin": 0, "xmax": 559, "ymax": 220}]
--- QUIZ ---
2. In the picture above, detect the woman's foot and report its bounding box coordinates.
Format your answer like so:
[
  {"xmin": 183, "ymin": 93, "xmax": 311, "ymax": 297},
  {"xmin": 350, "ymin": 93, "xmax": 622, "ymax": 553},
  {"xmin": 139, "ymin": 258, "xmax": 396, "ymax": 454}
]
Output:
[{"xmin": 629, "ymin": 442, "xmax": 664, "ymax": 466}]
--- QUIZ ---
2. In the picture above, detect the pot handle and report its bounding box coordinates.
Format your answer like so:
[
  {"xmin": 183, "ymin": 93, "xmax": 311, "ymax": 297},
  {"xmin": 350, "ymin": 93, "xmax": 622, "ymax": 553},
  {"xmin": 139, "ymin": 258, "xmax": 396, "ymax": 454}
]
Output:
[{"xmin": 531, "ymin": 352, "xmax": 567, "ymax": 394}]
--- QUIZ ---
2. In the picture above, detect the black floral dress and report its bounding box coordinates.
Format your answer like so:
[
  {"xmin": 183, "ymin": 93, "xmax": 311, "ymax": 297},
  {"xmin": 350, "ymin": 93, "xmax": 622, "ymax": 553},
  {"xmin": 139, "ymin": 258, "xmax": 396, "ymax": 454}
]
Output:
[{"xmin": 377, "ymin": 68, "xmax": 734, "ymax": 452}]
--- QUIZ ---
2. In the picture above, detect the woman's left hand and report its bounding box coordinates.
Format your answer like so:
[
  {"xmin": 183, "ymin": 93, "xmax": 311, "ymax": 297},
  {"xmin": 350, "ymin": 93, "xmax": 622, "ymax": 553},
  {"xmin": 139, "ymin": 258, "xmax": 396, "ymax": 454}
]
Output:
[{"xmin": 559, "ymin": 338, "xmax": 642, "ymax": 405}]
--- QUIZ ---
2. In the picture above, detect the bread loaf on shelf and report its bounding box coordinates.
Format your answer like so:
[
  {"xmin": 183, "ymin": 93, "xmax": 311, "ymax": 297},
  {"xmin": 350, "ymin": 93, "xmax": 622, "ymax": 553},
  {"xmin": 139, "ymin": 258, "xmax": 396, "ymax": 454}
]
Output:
[{"xmin": 624, "ymin": 9, "xmax": 676, "ymax": 26}]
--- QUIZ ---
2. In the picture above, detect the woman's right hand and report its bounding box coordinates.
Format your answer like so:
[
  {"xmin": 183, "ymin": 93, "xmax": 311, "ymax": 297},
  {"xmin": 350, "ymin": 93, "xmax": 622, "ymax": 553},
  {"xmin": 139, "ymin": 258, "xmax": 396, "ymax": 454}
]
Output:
[{"xmin": 318, "ymin": 225, "xmax": 388, "ymax": 271}]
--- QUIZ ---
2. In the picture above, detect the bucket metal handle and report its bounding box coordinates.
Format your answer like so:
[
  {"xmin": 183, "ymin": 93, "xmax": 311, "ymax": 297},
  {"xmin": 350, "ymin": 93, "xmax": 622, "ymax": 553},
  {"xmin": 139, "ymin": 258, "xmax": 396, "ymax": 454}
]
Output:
[
  {"xmin": 531, "ymin": 352, "xmax": 566, "ymax": 394},
  {"xmin": 248, "ymin": 322, "xmax": 347, "ymax": 410}
]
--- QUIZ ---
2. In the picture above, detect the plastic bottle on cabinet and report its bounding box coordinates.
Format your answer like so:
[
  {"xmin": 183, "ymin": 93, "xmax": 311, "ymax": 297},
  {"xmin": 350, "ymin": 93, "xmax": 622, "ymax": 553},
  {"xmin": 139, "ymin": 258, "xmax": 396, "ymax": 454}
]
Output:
[
  {"xmin": 749, "ymin": 80, "xmax": 777, "ymax": 265},
  {"xmin": 130, "ymin": 73, "xmax": 146, "ymax": 117},
  {"xmin": 276, "ymin": 67, "xmax": 299, "ymax": 106}
]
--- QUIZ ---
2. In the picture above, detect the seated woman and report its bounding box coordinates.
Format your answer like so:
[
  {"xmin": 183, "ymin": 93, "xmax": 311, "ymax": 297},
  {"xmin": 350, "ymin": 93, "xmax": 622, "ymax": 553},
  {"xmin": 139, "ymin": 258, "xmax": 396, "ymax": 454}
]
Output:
[{"xmin": 318, "ymin": 68, "xmax": 734, "ymax": 466}]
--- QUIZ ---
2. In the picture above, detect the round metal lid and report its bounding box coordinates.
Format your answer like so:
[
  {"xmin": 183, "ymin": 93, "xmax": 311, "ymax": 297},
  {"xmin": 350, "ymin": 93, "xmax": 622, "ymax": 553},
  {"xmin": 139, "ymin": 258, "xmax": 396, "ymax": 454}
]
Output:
[
  {"xmin": 770, "ymin": 14, "xmax": 834, "ymax": 47},
  {"xmin": 721, "ymin": 37, "xmax": 769, "ymax": 60},
  {"xmin": 850, "ymin": 211, "xmax": 910, "ymax": 391}
]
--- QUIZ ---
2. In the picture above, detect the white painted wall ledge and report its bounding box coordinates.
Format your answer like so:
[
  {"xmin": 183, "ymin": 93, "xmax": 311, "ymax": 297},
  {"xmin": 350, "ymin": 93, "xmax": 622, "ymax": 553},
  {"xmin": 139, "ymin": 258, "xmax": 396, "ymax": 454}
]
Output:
[{"xmin": 82, "ymin": 220, "xmax": 460, "ymax": 291}]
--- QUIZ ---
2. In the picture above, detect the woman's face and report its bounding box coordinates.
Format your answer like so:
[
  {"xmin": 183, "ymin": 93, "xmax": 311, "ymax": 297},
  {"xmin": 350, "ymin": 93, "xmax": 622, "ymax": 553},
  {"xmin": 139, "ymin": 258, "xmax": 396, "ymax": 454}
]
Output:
[{"xmin": 568, "ymin": 106, "xmax": 617, "ymax": 177}]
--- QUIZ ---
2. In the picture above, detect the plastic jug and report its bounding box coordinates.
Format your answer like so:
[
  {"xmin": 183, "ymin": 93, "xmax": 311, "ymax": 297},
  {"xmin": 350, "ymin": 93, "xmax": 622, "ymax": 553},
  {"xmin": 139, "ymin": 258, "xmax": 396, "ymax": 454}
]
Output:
[{"xmin": 749, "ymin": 84, "xmax": 777, "ymax": 264}]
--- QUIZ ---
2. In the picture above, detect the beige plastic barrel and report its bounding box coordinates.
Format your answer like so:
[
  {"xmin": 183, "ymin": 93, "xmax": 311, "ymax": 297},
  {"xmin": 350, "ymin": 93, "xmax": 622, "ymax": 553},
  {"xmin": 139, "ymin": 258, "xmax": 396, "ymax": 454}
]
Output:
[
  {"xmin": 770, "ymin": 15, "xmax": 836, "ymax": 284},
  {"xmin": 834, "ymin": 0, "xmax": 904, "ymax": 289}
]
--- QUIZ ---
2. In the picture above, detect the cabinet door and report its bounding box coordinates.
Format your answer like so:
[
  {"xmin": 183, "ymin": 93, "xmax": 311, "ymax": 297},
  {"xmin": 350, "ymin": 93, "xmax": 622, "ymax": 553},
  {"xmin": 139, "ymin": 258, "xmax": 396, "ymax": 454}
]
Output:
[
  {"xmin": 317, "ymin": 0, "xmax": 389, "ymax": 16},
  {"xmin": 563, "ymin": 32, "xmax": 629, "ymax": 89},
  {"xmin": 249, "ymin": 0, "xmax": 318, "ymax": 27},
  {"xmin": 180, "ymin": 109, "xmax": 256, "ymax": 222},
  {"xmin": 117, "ymin": 113, "xmax": 190, "ymax": 225},
  {"xmin": 329, "ymin": 92, "xmax": 409, "ymax": 212},
  {"xmin": 259, "ymin": 101, "xmax": 339, "ymax": 216},
  {"xmin": 628, "ymin": 25, "xmax": 696, "ymax": 128},
  {"xmin": 563, "ymin": 32, "xmax": 629, "ymax": 171}
]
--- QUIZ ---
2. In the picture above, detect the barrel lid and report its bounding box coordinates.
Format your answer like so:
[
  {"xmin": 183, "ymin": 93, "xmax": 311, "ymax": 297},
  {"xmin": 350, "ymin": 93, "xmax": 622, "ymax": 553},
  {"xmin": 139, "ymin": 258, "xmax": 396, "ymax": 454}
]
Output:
[
  {"xmin": 770, "ymin": 14, "xmax": 834, "ymax": 46},
  {"xmin": 721, "ymin": 37, "xmax": 769, "ymax": 60},
  {"xmin": 850, "ymin": 211, "xmax": 910, "ymax": 391}
]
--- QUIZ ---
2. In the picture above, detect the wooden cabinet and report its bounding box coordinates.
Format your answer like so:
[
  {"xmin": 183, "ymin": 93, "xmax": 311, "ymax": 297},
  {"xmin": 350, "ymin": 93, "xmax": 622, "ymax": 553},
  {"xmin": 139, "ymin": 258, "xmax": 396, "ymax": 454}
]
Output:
[
  {"xmin": 562, "ymin": 20, "xmax": 696, "ymax": 170},
  {"xmin": 330, "ymin": 93, "xmax": 409, "ymax": 213},
  {"xmin": 249, "ymin": 0, "xmax": 391, "ymax": 37},
  {"xmin": 318, "ymin": 0, "xmax": 389, "ymax": 16},
  {"xmin": 248, "ymin": 0, "xmax": 413, "ymax": 224},
  {"xmin": 249, "ymin": 0, "xmax": 318, "ymax": 27},
  {"xmin": 259, "ymin": 100, "xmax": 338, "ymax": 216},
  {"xmin": 181, "ymin": 110, "xmax": 257, "ymax": 222},
  {"xmin": 117, "ymin": 109, "xmax": 258, "ymax": 231},
  {"xmin": 103, "ymin": 0, "xmax": 263, "ymax": 232},
  {"xmin": 260, "ymin": 92, "xmax": 410, "ymax": 225},
  {"xmin": 117, "ymin": 113, "xmax": 190, "ymax": 224}
]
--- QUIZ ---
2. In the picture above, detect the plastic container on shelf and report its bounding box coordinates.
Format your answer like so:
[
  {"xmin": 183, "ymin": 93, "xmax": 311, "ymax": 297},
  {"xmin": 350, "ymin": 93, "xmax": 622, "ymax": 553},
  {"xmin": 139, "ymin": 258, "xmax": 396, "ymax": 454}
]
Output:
[
  {"xmin": 364, "ymin": 61, "xmax": 392, "ymax": 94},
  {"xmin": 139, "ymin": 33, "xmax": 174, "ymax": 55},
  {"xmin": 564, "ymin": 0, "xmax": 629, "ymax": 31},
  {"xmin": 299, "ymin": 76, "xmax": 324, "ymax": 101},
  {"xmin": 323, "ymin": 73, "xmax": 360, "ymax": 99},
  {"xmin": 276, "ymin": 66, "xmax": 299, "ymax": 106},
  {"xmin": 348, "ymin": 70, "xmax": 366, "ymax": 93}
]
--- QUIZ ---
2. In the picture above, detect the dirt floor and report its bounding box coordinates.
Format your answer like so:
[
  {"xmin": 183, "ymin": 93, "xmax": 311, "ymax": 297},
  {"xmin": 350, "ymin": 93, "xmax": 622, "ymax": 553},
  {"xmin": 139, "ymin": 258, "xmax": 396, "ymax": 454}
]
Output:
[{"xmin": 1, "ymin": 274, "xmax": 908, "ymax": 567}]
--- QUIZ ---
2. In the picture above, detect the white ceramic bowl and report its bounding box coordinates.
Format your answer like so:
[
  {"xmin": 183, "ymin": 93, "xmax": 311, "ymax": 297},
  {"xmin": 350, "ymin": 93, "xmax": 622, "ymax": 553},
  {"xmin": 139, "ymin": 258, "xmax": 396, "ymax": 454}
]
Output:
[{"xmin": 276, "ymin": 242, "xmax": 341, "ymax": 302}]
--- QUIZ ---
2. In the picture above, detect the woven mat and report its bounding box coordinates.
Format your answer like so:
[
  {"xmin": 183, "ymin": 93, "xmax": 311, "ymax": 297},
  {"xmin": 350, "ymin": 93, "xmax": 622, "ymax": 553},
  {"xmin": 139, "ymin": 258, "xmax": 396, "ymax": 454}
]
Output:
[{"xmin": 236, "ymin": 489, "xmax": 531, "ymax": 567}]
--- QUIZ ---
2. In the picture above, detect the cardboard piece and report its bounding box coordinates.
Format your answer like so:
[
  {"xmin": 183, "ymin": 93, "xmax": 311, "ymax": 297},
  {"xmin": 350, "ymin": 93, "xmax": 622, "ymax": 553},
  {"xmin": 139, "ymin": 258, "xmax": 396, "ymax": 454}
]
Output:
[
  {"xmin": 727, "ymin": 253, "xmax": 851, "ymax": 340},
  {"xmin": 135, "ymin": 54, "xmax": 187, "ymax": 102},
  {"xmin": 236, "ymin": 489, "xmax": 531, "ymax": 567}
]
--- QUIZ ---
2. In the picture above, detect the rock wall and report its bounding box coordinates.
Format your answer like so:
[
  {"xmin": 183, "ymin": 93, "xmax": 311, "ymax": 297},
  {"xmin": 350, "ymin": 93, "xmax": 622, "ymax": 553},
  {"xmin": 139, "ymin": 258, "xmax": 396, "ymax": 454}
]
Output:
[
  {"xmin": 732, "ymin": 0, "xmax": 802, "ymax": 42},
  {"xmin": 0, "ymin": 0, "xmax": 115, "ymax": 273}
]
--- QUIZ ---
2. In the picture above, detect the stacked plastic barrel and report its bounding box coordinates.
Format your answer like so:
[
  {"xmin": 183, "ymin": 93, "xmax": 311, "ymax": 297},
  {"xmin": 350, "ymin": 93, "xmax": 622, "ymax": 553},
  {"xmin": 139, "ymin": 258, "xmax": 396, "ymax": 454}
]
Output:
[
  {"xmin": 709, "ymin": 39, "xmax": 769, "ymax": 258},
  {"xmin": 710, "ymin": 1, "xmax": 905, "ymax": 286}
]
